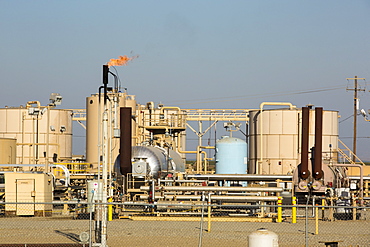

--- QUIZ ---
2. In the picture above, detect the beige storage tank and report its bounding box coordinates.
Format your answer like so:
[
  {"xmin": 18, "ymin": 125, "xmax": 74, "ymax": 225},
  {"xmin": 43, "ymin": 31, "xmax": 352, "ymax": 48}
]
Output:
[
  {"xmin": 0, "ymin": 106, "xmax": 72, "ymax": 164},
  {"xmin": 248, "ymin": 107, "xmax": 338, "ymax": 175},
  {"xmin": 86, "ymin": 92, "xmax": 137, "ymax": 168},
  {"xmin": 0, "ymin": 138, "xmax": 16, "ymax": 164}
]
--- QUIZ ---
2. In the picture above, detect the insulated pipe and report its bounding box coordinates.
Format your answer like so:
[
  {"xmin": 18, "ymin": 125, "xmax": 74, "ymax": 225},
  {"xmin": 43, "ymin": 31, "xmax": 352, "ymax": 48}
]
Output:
[
  {"xmin": 120, "ymin": 107, "xmax": 132, "ymax": 175},
  {"xmin": 300, "ymin": 107, "xmax": 310, "ymax": 179},
  {"xmin": 313, "ymin": 107, "xmax": 323, "ymax": 180},
  {"xmin": 158, "ymin": 179, "xmax": 208, "ymax": 183},
  {"xmin": 139, "ymin": 194, "xmax": 279, "ymax": 202},
  {"xmin": 140, "ymin": 186, "xmax": 283, "ymax": 192},
  {"xmin": 186, "ymin": 174, "xmax": 292, "ymax": 181}
]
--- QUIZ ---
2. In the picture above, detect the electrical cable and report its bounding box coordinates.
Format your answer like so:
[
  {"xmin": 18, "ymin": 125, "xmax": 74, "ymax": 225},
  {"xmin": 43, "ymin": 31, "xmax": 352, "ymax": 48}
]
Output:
[
  {"xmin": 339, "ymin": 114, "xmax": 354, "ymax": 123},
  {"xmin": 166, "ymin": 85, "xmax": 346, "ymax": 105}
]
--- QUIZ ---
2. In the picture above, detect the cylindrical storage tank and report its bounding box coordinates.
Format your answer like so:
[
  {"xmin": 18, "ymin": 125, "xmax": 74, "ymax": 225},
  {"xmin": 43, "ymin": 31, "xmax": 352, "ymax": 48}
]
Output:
[
  {"xmin": 215, "ymin": 136, "xmax": 247, "ymax": 174},
  {"xmin": 0, "ymin": 138, "xmax": 17, "ymax": 164},
  {"xmin": 86, "ymin": 93, "xmax": 137, "ymax": 169},
  {"xmin": 0, "ymin": 107, "xmax": 72, "ymax": 164},
  {"xmin": 114, "ymin": 146, "xmax": 185, "ymax": 179},
  {"xmin": 248, "ymin": 228, "xmax": 278, "ymax": 247},
  {"xmin": 248, "ymin": 107, "xmax": 338, "ymax": 175}
]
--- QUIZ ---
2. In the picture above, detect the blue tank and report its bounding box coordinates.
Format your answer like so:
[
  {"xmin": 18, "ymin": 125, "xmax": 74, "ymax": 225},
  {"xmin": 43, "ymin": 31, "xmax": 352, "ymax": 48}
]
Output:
[{"xmin": 215, "ymin": 136, "xmax": 247, "ymax": 174}]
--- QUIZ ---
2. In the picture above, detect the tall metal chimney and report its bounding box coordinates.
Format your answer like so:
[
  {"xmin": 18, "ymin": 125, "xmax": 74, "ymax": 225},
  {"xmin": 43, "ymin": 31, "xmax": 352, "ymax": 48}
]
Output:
[
  {"xmin": 300, "ymin": 107, "xmax": 310, "ymax": 179},
  {"xmin": 120, "ymin": 107, "xmax": 132, "ymax": 175},
  {"xmin": 313, "ymin": 107, "xmax": 323, "ymax": 180},
  {"xmin": 103, "ymin": 65, "xmax": 109, "ymax": 105}
]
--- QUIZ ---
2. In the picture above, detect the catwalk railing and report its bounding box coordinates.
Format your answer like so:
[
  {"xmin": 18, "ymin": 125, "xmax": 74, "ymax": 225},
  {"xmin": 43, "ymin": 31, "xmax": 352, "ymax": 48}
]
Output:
[{"xmin": 0, "ymin": 201, "xmax": 369, "ymax": 247}]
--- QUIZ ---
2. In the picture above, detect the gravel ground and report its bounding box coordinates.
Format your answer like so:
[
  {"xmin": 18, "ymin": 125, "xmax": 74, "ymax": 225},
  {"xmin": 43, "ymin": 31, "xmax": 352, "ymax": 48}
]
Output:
[{"xmin": 0, "ymin": 217, "xmax": 369, "ymax": 247}]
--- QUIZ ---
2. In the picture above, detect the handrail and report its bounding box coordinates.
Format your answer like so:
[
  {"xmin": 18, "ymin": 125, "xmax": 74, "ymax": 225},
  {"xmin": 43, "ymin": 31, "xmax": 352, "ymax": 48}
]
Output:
[{"xmin": 338, "ymin": 139, "xmax": 365, "ymax": 165}]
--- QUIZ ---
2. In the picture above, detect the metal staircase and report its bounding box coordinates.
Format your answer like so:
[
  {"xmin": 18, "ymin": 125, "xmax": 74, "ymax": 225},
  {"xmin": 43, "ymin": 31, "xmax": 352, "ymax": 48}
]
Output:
[{"xmin": 338, "ymin": 139, "xmax": 365, "ymax": 165}]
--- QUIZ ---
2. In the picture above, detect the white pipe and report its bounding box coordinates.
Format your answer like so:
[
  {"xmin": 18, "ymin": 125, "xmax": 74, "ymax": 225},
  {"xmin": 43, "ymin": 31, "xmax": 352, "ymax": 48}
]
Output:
[
  {"xmin": 140, "ymin": 186, "xmax": 283, "ymax": 192},
  {"xmin": 140, "ymin": 194, "xmax": 278, "ymax": 201},
  {"xmin": 186, "ymin": 174, "xmax": 292, "ymax": 181},
  {"xmin": 0, "ymin": 164, "xmax": 70, "ymax": 185},
  {"xmin": 101, "ymin": 108, "xmax": 108, "ymax": 246}
]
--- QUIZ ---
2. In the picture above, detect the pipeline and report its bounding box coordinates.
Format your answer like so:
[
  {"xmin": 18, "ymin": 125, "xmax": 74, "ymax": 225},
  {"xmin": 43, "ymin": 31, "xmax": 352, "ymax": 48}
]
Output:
[
  {"xmin": 186, "ymin": 174, "xmax": 292, "ymax": 181},
  {"xmin": 140, "ymin": 186, "xmax": 283, "ymax": 192},
  {"xmin": 139, "ymin": 194, "xmax": 279, "ymax": 202}
]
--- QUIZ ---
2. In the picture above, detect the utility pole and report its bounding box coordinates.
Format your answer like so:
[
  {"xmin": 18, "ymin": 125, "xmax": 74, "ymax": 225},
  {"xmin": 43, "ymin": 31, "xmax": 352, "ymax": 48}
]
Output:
[{"xmin": 346, "ymin": 76, "xmax": 366, "ymax": 162}]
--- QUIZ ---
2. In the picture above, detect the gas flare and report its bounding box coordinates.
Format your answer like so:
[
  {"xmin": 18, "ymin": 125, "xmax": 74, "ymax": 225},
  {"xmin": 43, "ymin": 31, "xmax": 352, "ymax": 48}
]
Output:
[{"xmin": 107, "ymin": 55, "xmax": 137, "ymax": 67}]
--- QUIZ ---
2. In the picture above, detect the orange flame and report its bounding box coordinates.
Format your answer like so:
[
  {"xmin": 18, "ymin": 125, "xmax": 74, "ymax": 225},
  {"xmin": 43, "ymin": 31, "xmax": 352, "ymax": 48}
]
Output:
[{"xmin": 107, "ymin": 55, "xmax": 137, "ymax": 67}]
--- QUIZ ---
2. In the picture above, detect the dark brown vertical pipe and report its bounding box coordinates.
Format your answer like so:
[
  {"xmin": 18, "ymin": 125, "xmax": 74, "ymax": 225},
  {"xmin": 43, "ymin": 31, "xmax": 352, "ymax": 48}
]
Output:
[
  {"xmin": 103, "ymin": 65, "xmax": 109, "ymax": 105},
  {"xmin": 300, "ymin": 107, "xmax": 310, "ymax": 179},
  {"xmin": 314, "ymin": 107, "xmax": 323, "ymax": 179},
  {"xmin": 120, "ymin": 107, "xmax": 132, "ymax": 175}
]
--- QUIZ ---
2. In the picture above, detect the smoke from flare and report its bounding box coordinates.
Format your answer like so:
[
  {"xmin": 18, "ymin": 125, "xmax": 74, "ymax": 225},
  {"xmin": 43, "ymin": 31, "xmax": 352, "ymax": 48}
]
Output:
[{"xmin": 107, "ymin": 55, "xmax": 137, "ymax": 67}]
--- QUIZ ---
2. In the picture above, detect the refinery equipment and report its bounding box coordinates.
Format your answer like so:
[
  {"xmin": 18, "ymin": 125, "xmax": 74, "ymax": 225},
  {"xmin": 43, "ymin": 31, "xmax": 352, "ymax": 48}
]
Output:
[
  {"xmin": 0, "ymin": 99, "xmax": 73, "ymax": 166},
  {"xmin": 293, "ymin": 107, "xmax": 342, "ymax": 195},
  {"xmin": 215, "ymin": 136, "xmax": 247, "ymax": 174},
  {"xmin": 248, "ymin": 103, "xmax": 339, "ymax": 175},
  {"xmin": 0, "ymin": 59, "xmax": 368, "ymax": 228}
]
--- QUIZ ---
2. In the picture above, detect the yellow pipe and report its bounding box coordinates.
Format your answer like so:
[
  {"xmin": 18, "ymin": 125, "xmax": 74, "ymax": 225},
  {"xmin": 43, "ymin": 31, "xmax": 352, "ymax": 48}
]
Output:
[
  {"xmin": 26, "ymin": 101, "xmax": 41, "ymax": 109},
  {"xmin": 198, "ymin": 146, "xmax": 215, "ymax": 173},
  {"xmin": 177, "ymin": 145, "xmax": 214, "ymax": 173},
  {"xmin": 160, "ymin": 106, "xmax": 181, "ymax": 115},
  {"xmin": 292, "ymin": 196, "xmax": 297, "ymax": 223}
]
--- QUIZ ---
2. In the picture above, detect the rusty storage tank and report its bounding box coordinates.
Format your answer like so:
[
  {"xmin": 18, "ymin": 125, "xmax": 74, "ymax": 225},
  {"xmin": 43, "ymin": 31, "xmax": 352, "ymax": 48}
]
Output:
[
  {"xmin": 248, "ymin": 107, "xmax": 338, "ymax": 175},
  {"xmin": 0, "ymin": 106, "xmax": 72, "ymax": 164},
  {"xmin": 85, "ymin": 92, "xmax": 137, "ymax": 169},
  {"xmin": 0, "ymin": 138, "xmax": 17, "ymax": 164},
  {"xmin": 215, "ymin": 136, "xmax": 247, "ymax": 174}
]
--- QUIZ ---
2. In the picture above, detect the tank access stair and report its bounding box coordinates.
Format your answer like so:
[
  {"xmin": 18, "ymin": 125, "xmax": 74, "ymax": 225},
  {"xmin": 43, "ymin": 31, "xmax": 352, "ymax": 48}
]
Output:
[{"xmin": 337, "ymin": 139, "xmax": 365, "ymax": 166}]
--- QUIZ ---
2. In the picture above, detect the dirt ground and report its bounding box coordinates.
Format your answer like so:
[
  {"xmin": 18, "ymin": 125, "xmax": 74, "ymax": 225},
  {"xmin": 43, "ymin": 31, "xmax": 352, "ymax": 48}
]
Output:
[{"xmin": 0, "ymin": 216, "xmax": 369, "ymax": 247}]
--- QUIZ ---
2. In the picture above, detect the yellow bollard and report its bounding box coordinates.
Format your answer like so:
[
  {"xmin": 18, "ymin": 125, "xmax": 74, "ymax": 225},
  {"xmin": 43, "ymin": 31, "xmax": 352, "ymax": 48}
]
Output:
[
  {"xmin": 292, "ymin": 196, "xmax": 297, "ymax": 223},
  {"xmin": 277, "ymin": 197, "xmax": 283, "ymax": 223},
  {"xmin": 108, "ymin": 197, "xmax": 113, "ymax": 221},
  {"xmin": 315, "ymin": 205, "xmax": 319, "ymax": 235}
]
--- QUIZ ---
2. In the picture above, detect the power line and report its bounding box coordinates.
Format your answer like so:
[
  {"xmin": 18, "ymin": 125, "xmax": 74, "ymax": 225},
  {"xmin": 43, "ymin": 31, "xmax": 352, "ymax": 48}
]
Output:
[{"xmin": 166, "ymin": 85, "xmax": 346, "ymax": 105}]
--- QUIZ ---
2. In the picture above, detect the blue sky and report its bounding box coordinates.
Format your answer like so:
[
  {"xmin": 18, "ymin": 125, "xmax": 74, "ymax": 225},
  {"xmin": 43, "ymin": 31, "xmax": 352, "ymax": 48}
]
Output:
[{"xmin": 1, "ymin": 1, "xmax": 370, "ymax": 159}]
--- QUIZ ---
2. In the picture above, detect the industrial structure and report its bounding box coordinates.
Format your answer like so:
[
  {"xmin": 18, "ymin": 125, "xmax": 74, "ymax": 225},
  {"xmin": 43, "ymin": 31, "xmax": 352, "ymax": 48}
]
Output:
[{"xmin": 0, "ymin": 64, "xmax": 368, "ymax": 246}]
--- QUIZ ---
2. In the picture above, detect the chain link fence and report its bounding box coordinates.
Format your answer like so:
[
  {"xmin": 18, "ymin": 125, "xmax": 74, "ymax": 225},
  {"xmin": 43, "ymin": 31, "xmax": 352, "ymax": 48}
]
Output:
[{"xmin": 0, "ymin": 201, "xmax": 369, "ymax": 247}]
